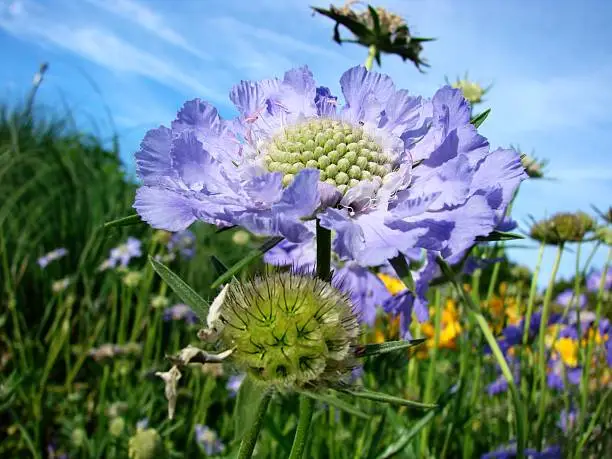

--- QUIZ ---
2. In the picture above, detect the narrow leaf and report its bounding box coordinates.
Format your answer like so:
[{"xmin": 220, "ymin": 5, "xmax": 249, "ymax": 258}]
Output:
[
  {"xmin": 149, "ymin": 256, "xmax": 209, "ymax": 321},
  {"xmin": 211, "ymin": 255, "xmax": 229, "ymax": 278},
  {"xmin": 337, "ymin": 388, "xmax": 436, "ymax": 409},
  {"xmin": 388, "ymin": 255, "xmax": 416, "ymax": 292},
  {"xmin": 355, "ymin": 339, "xmax": 425, "ymax": 358},
  {"xmin": 233, "ymin": 376, "xmax": 270, "ymax": 443},
  {"xmin": 365, "ymin": 414, "xmax": 387, "ymax": 459},
  {"xmin": 103, "ymin": 214, "xmax": 143, "ymax": 229},
  {"xmin": 210, "ymin": 236, "xmax": 283, "ymax": 289},
  {"xmin": 470, "ymin": 108, "xmax": 491, "ymax": 128},
  {"xmin": 475, "ymin": 231, "xmax": 524, "ymax": 242},
  {"xmin": 297, "ymin": 389, "xmax": 371, "ymax": 420}
]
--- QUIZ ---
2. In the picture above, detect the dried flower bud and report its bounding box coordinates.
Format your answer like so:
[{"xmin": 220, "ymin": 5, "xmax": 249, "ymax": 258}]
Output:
[
  {"xmin": 128, "ymin": 428, "xmax": 164, "ymax": 459},
  {"xmin": 530, "ymin": 212, "xmax": 596, "ymax": 244},
  {"xmin": 212, "ymin": 272, "xmax": 360, "ymax": 389},
  {"xmin": 520, "ymin": 154, "xmax": 547, "ymax": 179}
]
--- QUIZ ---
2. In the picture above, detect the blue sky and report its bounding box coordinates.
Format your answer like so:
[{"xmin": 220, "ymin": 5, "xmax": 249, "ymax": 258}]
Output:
[{"xmin": 1, "ymin": 0, "xmax": 611, "ymax": 285}]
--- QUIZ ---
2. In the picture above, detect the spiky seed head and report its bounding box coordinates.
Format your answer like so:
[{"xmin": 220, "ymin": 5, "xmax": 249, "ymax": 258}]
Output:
[
  {"xmin": 530, "ymin": 212, "xmax": 596, "ymax": 244},
  {"xmin": 213, "ymin": 272, "xmax": 360, "ymax": 389},
  {"xmin": 128, "ymin": 428, "xmax": 164, "ymax": 459}
]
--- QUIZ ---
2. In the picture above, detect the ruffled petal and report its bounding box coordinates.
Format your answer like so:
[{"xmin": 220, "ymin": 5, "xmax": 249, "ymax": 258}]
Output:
[
  {"xmin": 134, "ymin": 187, "xmax": 199, "ymax": 231},
  {"xmin": 273, "ymin": 169, "xmax": 320, "ymax": 218},
  {"xmin": 340, "ymin": 66, "xmax": 395, "ymax": 126},
  {"xmin": 135, "ymin": 126, "xmax": 174, "ymax": 185},
  {"xmin": 314, "ymin": 86, "xmax": 337, "ymax": 117}
]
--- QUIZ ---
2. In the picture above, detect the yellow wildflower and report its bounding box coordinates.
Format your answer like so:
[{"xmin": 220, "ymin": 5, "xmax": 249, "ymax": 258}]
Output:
[
  {"xmin": 554, "ymin": 338, "xmax": 579, "ymax": 367},
  {"xmin": 377, "ymin": 273, "xmax": 406, "ymax": 295}
]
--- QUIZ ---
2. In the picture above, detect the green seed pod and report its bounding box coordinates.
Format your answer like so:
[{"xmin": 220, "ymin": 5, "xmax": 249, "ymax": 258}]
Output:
[
  {"xmin": 530, "ymin": 212, "xmax": 596, "ymax": 244},
  {"xmin": 71, "ymin": 428, "xmax": 87, "ymax": 448},
  {"xmin": 213, "ymin": 273, "xmax": 360, "ymax": 389},
  {"xmin": 451, "ymin": 79, "xmax": 486, "ymax": 104},
  {"xmin": 109, "ymin": 417, "xmax": 126, "ymax": 437},
  {"xmin": 128, "ymin": 428, "xmax": 164, "ymax": 459}
]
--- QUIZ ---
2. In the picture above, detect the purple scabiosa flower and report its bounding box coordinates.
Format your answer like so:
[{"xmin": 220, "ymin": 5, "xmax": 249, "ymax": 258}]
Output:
[
  {"xmin": 163, "ymin": 304, "xmax": 198, "ymax": 325},
  {"xmin": 133, "ymin": 66, "xmax": 525, "ymax": 266},
  {"xmin": 481, "ymin": 443, "xmax": 561, "ymax": 459},
  {"xmin": 487, "ymin": 355, "xmax": 520, "ymax": 396},
  {"xmin": 547, "ymin": 357, "xmax": 581, "ymax": 390},
  {"xmin": 167, "ymin": 229, "xmax": 196, "ymax": 259},
  {"xmin": 554, "ymin": 289, "xmax": 586, "ymax": 309},
  {"xmin": 586, "ymin": 269, "xmax": 612, "ymax": 292},
  {"xmin": 194, "ymin": 425, "xmax": 225, "ymax": 456},
  {"xmin": 558, "ymin": 409, "xmax": 577, "ymax": 433},
  {"xmin": 37, "ymin": 247, "xmax": 68, "ymax": 268},
  {"xmin": 226, "ymin": 374, "xmax": 245, "ymax": 397},
  {"xmin": 108, "ymin": 237, "xmax": 142, "ymax": 268}
]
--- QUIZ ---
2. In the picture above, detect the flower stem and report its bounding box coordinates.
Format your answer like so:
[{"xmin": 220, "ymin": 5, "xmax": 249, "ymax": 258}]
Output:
[
  {"xmin": 534, "ymin": 243, "xmax": 564, "ymax": 446},
  {"xmin": 316, "ymin": 219, "xmax": 332, "ymax": 282},
  {"xmin": 288, "ymin": 395, "xmax": 316, "ymax": 459},
  {"xmin": 364, "ymin": 45, "xmax": 377, "ymax": 70},
  {"xmin": 237, "ymin": 390, "xmax": 272, "ymax": 459},
  {"xmin": 522, "ymin": 242, "xmax": 545, "ymax": 345}
]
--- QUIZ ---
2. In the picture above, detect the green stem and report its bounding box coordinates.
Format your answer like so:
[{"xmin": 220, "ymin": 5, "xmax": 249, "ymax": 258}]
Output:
[
  {"xmin": 535, "ymin": 243, "xmax": 564, "ymax": 445},
  {"xmin": 486, "ymin": 245, "xmax": 502, "ymax": 302},
  {"xmin": 364, "ymin": 45, "xmax": 377, "ymax": 70},
  {"xmin": 288, "ymin": 396, "xmax": 316, "ymax": 459},
  {"xmin": 522, "ymin": 242, "xmax": 546, "ymax": 345},
  {"xmin": 437, "ymin": 258, "xmax": 526, "ymax": 459},
  {"xmin": 237, "ymin": 390, "xmax": 272, "ymax": 459},
  {"xmin": 316, "ymin": 220, "xmax": 332, "ymax": 282}
]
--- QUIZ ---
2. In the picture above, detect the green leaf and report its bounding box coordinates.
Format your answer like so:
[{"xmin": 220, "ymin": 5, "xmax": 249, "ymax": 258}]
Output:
[
  {"xmin": 388, "ymin": 254, "xmax": 416, "ymax": 292},
  {"xmin": 103, "ymin": 213, "xmax": 143, "ymax": 229},
  {"xmin": 475, "ymin": 231, "xmax": 524, "ymax": 242},
  {"xmin": 149, "ymin": 256, "xmax": 209, "ymax": 321},
  {"xmin": 210, "ymin": 236, "xmax": 283, "ymax": 289},
  {"xmin": 297, "ymin": 389, "xmax": 371, "ymax": 420},
  {"xmin": 376, "ymin": 383, "xmax": 460, "ymax": 459},
  {"xmin": 470, "ymin": 108, "xmax": 491, "ymax": 128},
  {"xmin": 355, "ymin": 339, "xmax": 425, "ymax": 358},
  {"xmin": 365, "ymin": 414, "xmax": 387, "ymax": 459},
  {"xmin": 211, "ymin": 255, "xmax": 229, "ymax": 278},
  {"xmin": 233, "ymin": 376, "xmax": 271, "ymax": 444},
  {"xmin": 337, "ymin": 387, "xmax": 436, "ymax": 410}
]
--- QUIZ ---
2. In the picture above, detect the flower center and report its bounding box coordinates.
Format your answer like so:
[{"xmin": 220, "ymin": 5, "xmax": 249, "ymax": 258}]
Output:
[{"xmin": 264, "ymin": 119, "xmax": 392, "ymax": 194}]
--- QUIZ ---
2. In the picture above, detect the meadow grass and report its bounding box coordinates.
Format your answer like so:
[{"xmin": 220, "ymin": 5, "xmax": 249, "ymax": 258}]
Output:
[{"xmin": 1, "ymin": 101, "xmax": 610, "ymax": 459}]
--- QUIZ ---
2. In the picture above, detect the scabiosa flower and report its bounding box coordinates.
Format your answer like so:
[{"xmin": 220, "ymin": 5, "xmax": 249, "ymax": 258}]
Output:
[
  {"xmin": 37, "ymin": 247, "xmax": 67, "ymax": 268},
  {"xmin": 163, "ymin": 304, "xmax": 198, "ymax": 324},
  {"xmin": 108, "ymin": 237, "xmax": 142, "ymax": 268},
  {"xmin": 133, "ymin": 66, "xmax": 525, "ymax": 268},
  {"xmin": 207, "ymin": 272, "xmax": 360, "ymax": 388},
  {"xmin": 554, "ymin": 289, "xmax": 587, "ymax": 309},
  {"xmin": 167, "ymin": 229, "xmax": 196, "ymax": 258},
  {"xmin": 530, "ymin": 212, "xmax": 596, "ymax": 245},
  {"xmin": 194, "ymin": 425, "xmax": 225, "ymax": 456},
  {"xmin": 226, "ymin": 373, "xmax": 245, "ymax": 396},
  {"xmin": 586, "ymin": 269, "xmax": 612, "ymax": 292}
]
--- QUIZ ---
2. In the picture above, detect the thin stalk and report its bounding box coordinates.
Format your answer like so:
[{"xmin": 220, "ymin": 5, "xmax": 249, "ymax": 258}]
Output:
[
  {"xmin": 486, "ymin": 244, "xmax": 502, "ymax": 301},
  {"xmin": 420, "ymin": 289, "xmax": 442, "ymax": 457},
  {"xmin": 237, "ymin": 390, "xmax": 273, "ymax": 459},
  {"xmin": 534, "ymin": 244, "xmax": 564, "ymax": 445},
  {"xmin": 364, "ymin": 45, "xmax": 377, "ymax": 70},
  {"xmin": 288, "ymin": 396, "xmax": 316, "ymax": 459},
  {"xmin": 522, "ymin": 242, "xmax": 546, "ymax": 345}
]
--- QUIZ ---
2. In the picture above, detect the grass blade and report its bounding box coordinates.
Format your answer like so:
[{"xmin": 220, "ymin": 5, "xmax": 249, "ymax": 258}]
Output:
[
  {"xmin": 355, "ymin": 339, "xmax": 425, "ymax": 358},
  {"xmin": 297, "ymin": 389, "xmax": 371, "ymax": 420},
  {"xmin": 337, "ymin": 387, "xmax": 436, "ymax": 410}
]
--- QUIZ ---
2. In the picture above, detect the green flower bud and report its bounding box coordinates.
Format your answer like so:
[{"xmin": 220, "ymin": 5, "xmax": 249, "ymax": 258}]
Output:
[
  {"xmin": 109, "ymin": 416, "xmax": 126, "ymax": 437},
  {"xmin": 530, "ymin": 212, "xmax": 596, "ymax": 244},
  {"xmin": 232, "ymin": 230, "xmax": 251, "ymax": 246},
  {"xmin": 71, "ymin": 428, "xmax": 87, "ymax": 448},
  {"xmin": 595, "ymin": 226, "xmax": 612, "ymax": 245},
  {"xmin": 451, "ymin": 79, "xmax": 486, "ymax": 104},
  {"xmin": 213, "ymin": 273, "xmax": 360, "ymax": 388},
  {"xmin": 128, "ymin": 428, "xmax": 164, "ymax": 459},
  {"xmin": 122, "ymin": 271, "xmax": 142, "ymax": 288}
]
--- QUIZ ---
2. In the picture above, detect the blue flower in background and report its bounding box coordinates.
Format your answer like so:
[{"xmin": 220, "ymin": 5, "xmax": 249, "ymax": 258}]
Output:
[
  {"xmin": 586, "ymin": 269, "xmax": 612, "ymax": 292},
  {"xmin": 167, "ymin": 229, "xmax": 196, "ymax": 259},
  {"xmin": 554, "ymin": 289, "xmax": 586, "ymax": 309},
  {"xmin": 37, "ymin": 247, "xmax": 68, "ymax": 269},
  {"xmin": 558, "ymin": 408, "xmax": 577, "ymax": 433},
  {"xmin": 134, "ymin": 66, "xmax": 525, "ymax": 266},
  {"xmin": 194, "ymin": 425, "xmax": 225, "ymax": 456},
  {"xmin": 226, "ymin": 374, "xmax": 245, "ymax": 397},
  {"xmin": 481, "ymin": 443, "xmax": 561, "ymax": 459},
  {"xmin": 107, "ymin": 237, "xmax": 142, "ymax": 268},
  {"xmin": 163, "ymin": 304, "xmax": 198, "ymax": 324}
]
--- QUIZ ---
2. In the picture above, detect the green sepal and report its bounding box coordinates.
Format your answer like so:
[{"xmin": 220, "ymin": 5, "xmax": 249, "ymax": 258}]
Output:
[
  {"xmin": 103, "ymin": 213, "xmax": 143, "ymax": 229},
  {"xmin": 149, "ymin": 255, "xmax": 209, "ymax": 321},
  {"xmin": 336, "ymin": 387, "xmax": 436, "ymax": 409},
  {"xmin": 355, "ymin": 339, "xmax": 425, "ymax": 358},
  {"xmin": 470, "ymin": 108, "xmax": 491, "ymax": 128},
  {"xmin": 210, "ymin": 236, "xmax": 283, "ymax": 289},
  {"xmin": 475, "ymin": 230, "xmax": 524, "ymax": 242},
  {"xmin": 388, "ymin": 254, "xmax": 416, "ymax": 292},
  {"xmin": 297, "ymin": 389, "xmax": 371, "ymax": 420}
]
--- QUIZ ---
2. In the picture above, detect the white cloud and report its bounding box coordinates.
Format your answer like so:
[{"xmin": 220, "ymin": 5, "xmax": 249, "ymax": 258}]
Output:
[{"xmin": 84, "ymin": 0, "xmax": 209, "ymax": 60}]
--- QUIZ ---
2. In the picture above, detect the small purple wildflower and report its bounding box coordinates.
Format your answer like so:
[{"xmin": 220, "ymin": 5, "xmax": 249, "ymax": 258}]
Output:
[
  {"xmin": 586, "ymin": 269, "xmax": 612, "ymax": 292},
  {"xmin": 481, "ymin": 443, "xmax": 561, "ymax": 459},
  {"xmin": 554, "ymin": 289, "xmax": 586, "ymax": 309},
  {"xmin": 226, "ymin": 374, "xmax": 245, "ymax": 396},
  {"xmin": 167, "ymin": 229, "xmax": 196, "ymax": 259},
  {"xmin": 108, "ymin": 237, "xmax": 142, "ymax": 268},
  {"xmin": 558, "ymin": 409, "xmax": 577, "ymax": 433},
  {"xmin": 136, "ymin": 418, "xmax": 149, "ymax": 430},
  {"xmin": 163, "ymin": 304, "xmax": 198, "ymax": 324},
  {"xmin": 194, "ymin": 425, "xmax": 225, "ymax": 456},
  {"xmin": 38, "ymin": 247, "xmax": 68, "ymax": 269}
]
